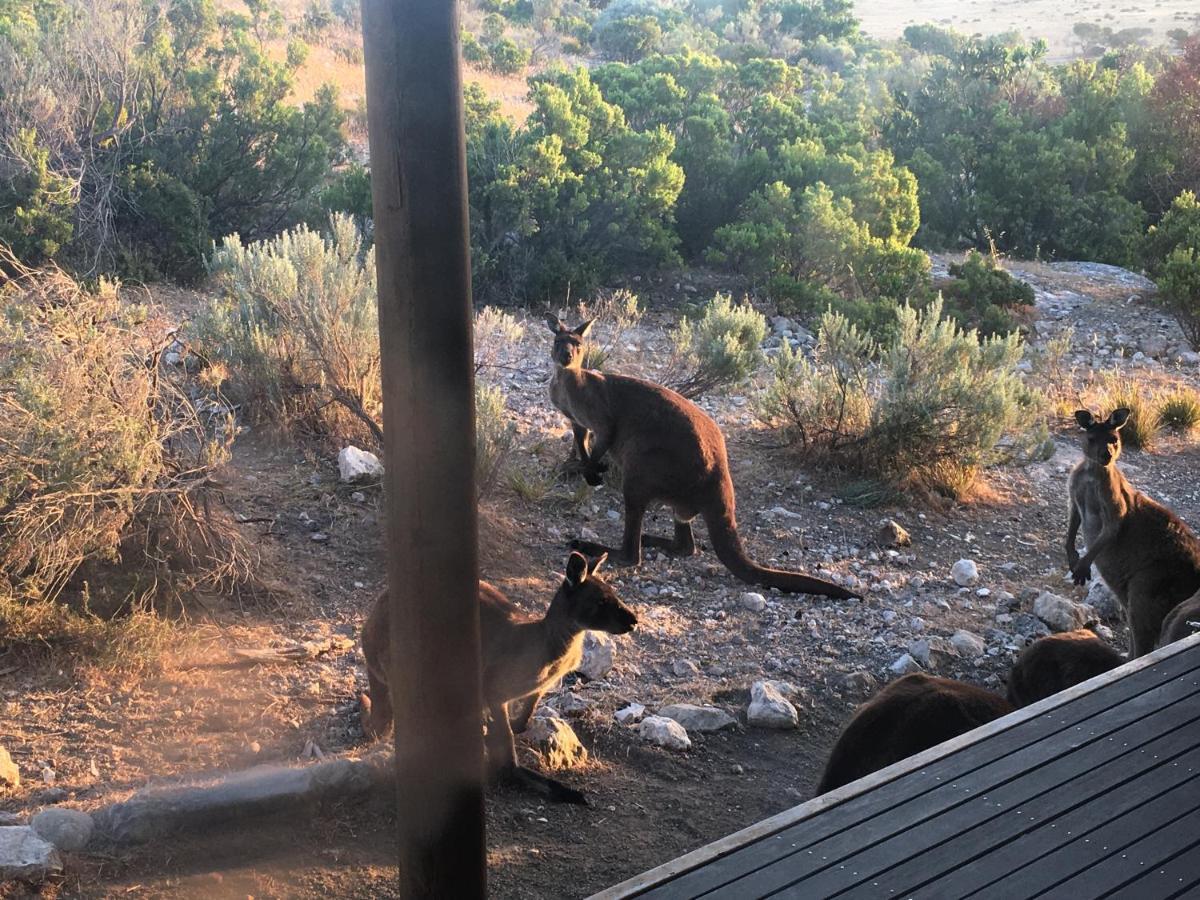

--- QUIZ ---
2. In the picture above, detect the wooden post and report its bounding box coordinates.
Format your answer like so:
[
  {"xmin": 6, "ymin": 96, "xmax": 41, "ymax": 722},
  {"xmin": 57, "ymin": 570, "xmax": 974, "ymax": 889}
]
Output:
[{"xmin": 360, "ymin": 0, "xmax": 486, "ymax": 896}]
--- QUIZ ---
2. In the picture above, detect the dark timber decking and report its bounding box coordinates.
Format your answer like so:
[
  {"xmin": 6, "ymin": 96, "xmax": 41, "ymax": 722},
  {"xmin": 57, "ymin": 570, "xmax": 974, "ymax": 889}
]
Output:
[{"xmin": 593, "ymin": 631, "xmax": 1200, "ymax": 900}]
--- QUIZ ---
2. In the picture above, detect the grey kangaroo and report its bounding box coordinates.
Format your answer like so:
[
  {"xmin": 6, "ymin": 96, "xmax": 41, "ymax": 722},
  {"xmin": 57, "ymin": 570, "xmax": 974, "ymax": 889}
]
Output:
[
  {"xmin": 1159, "ymin": 590, "xmax": 1200, "ymax": 647},
  {"xmin": 1006, "ymin": 629, "xmax": 1123, "ymax": 707},
  {"xmin": 361, "ymin": 550, "xmax": 637, "ymax": 805},
  {"xmin": 546, "ymin": 315, "xmax": 859, "ymax": 600},
  {"xmin": 1066, "ymin": 408, "xmax": 1200, "ymax": 656}
]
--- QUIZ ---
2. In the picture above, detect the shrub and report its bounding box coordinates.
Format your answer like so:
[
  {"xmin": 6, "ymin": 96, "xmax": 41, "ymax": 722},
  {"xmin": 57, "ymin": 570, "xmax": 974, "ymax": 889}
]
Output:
[
  {"xmin": 462, "ymin": 29, "xmax": 490, "ymax": 65},
  {"xmin": 198, "ymin": 214, "xmax": 382, "ymax": 445},
  {"xmin": 1143, "ymin": 191, "xmax": 1200, "ymax": 276},
  {"xmin": 0, "ymin": 128, "xmax": 75, "ymax": 269},
  {"xmin": 486, "ymin": 37, "xmax": 531, "ymax": 75},
  {"xmin": 0, "ymin": 260, "xmax": 252, "ymax": 615},
  {"xmin": 475, "ymin": 382, "xmax": 517, "ymax": 500},
  {"xmin": 668, "ymin": 293, "xmax": 767, "ymax": 398},
  {"xmin": 941, "ymin": 250, "xmax": 1035, "ymax": 336},
  {"xmin": 757, "ymin": 298, "xmax": 1041, "ymax": 497},
  {"xmin": 474, "ymin": 306, "xmax": 527, "ymax": 374},
  {"xmin": 112, "ymin": 165, "xmax": 210, "ymax": 285},
  {"xmin": 1091, "ymin": 372, "xmax": 1163, "ymax": 450},
  {"xmin": 1157, "ymin": 246, "xmax": 1200, "ymax": 350},
  {"xmin": 1157, "ymin": 388, "xmax": 1200, "ymax": 434}
]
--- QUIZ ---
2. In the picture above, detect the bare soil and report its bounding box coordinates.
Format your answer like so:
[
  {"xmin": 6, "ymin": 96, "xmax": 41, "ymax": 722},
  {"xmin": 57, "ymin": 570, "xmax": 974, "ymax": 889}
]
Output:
[{"xmin": 3, "ymin": 260, "xmax": 1200, "ymax": 898}]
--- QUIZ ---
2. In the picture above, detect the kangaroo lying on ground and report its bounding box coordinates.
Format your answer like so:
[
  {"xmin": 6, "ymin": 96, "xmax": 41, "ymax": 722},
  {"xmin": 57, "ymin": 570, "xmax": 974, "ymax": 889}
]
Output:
[
  {"xmin": 361, "ymin": 550, "xmax": 637, "ymax": 804},
  {"xmin": 1159, "ymin": 590, "xmax": 1200, "ymax": 647},
  {"xmin": 817, "ymin": 673, "xmax": 1012, "ymax": 793},
  {"xmin": 1006, "ymin": 629, "xmax": 1124, "ymax": 707},
  {"xmin": 1065, "ymin": 408, "xmax": 1200, "ymax": 657},
  {"xmin": 545, "ymin": 316, "xmax": 859, "ymax": 600}
]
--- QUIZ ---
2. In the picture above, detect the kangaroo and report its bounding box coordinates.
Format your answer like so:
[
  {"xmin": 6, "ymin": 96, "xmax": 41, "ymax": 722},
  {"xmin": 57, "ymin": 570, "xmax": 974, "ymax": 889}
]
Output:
[
  {"xmin": 1006, "ymin": 629, "xmax": 1124, "ymax": 707},
  {"xmin": 1065, "ymin": 408, "xmax": 1200, "ymax": 657},
  {"xmin": 817, "ymin": 673, "xmax": 1012, "ymax": 794},
  {"xmin": 361, "ymin": 550, "xmax": 637, "ymax": 805},
  {"xmin": 545, "ymin": 315, "xmax": 859, "ymax": 600},
  {"xmin": 1159, "ymin": 590, "xmax": 1200, "ymax": 647}
]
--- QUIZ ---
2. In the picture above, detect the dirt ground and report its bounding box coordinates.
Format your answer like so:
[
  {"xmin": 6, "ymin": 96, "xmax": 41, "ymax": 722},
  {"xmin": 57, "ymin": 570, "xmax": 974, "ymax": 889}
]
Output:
[{"xmin": 4, "ymin": 259, "xmax": 1200, "ymax": 898}]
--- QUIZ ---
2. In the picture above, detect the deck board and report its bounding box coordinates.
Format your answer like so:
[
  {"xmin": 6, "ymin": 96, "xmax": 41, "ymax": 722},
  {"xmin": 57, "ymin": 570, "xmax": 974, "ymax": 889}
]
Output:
[{"xmin": 592, "ymin": 632, "xmax": 1200, "ymax": 900}]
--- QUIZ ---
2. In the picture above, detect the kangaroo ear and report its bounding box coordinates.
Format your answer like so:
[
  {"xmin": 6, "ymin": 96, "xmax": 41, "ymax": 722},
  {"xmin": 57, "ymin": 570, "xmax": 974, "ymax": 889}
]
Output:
[
  {"xmin": 1074, "ymin": 410, "xmax": 1095, "ymax": 429},
  {"xmin": 572, "ymin": 318, "xmax": 595, "ymax": 339},
  {"xmin": 1108, "ymin": 408, "xmax": 1131, "ymax": 429},
  {"xmin": 545, "ymin": 313, "xmax": 566, "ymax": 334},
  {"xmin": 587, "ymin": 552, "xmax": 608, "ymax": 576},
  {"xmin": 565, "ymin": 551, "xmax": 589, "ymax": 586}
]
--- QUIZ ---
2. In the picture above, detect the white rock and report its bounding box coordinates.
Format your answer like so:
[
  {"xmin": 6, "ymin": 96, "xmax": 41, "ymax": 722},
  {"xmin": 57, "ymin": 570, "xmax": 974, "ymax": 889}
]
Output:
[
  {"xmin": 951, "ymin": 630, "xmax": 987, "ymax": 658},
  {"xmin": 741, "ymin": 592, "xmax": 767, "ymax": 613},
  {"xmin": 30, "ymin": 808, "xmax": 93, "ymax": 851},
  {"xmin": 638, "ymin": 716, "xmax": 692, "ymax": 751},
  {"xmin": 951, "ymin": 559, "xmax": 979, "ymax": 587},
  {"xmin": 876, "ymin": 519, "xmax": 911, "ymax": 547},
  {"xmin": 658, "ymin": 704, "xmax": 737, "ymax": 733},
  {"xmin": 555, "ymin": 693, "xmax": 591, "ymax": 717},
  {"xmin": 337, "ymin": 445, "xmax": 384, "ymax": 483},
  {"xmin": 0, "ymin": 827, "xmax": 61, "ymax": 882},
  {"xmin": 890, "ymin": 653, "xmax": 923, "ymax": 675},
  {"xmin": 524, "ymin": 717, "xmax": 588, "ymax": 770},
  {"xmin": 578, "ymin": 631, "xmax": 615, "ymax": 680},
  {"xmin": 1085, "ymin": 579, "xmax": 1123, "ymax": 621},
  {"xmin": 614, "ymin": 702, "xmax": 645, "ymax": 724},
  {"xmin": 747, "ymin": 681, "xmax": 799, "ymax": 729},
  {"xmin": 1033, "ymin": 592, "xmax": 1098, "ymax": 633},
  {"xmin": 672, "ymin": 658, "xmax": 701, "ymax": 677}
]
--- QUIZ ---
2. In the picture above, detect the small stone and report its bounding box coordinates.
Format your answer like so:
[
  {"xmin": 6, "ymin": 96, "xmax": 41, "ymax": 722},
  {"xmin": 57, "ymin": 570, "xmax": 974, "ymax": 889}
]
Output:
[
  {"xmin": 658, "ymin": 703, "xmax": 737, "ymax": 733},
  {"xmin": 841, "ymin": 671, "xmax": 878, "ymax": 694},
  {"xmin": 578, "ymin": 632, "xmax": 615, "ymax": 680},
  {"xmin": 524, "ymin": 717, "xmax": 588, "ymax": 770},
  {"xmin": 671, "ymin": 659, "xmax": 701, "ymax": 678},
  {"xmin": 555, "ymin": 693, "xmax": 591, "ymax": 717},
  {"xmin": 0, "ymin": 746, "xmax": 18, "ymax": 790},
  {"xmin": 1085, "ymin": 579, "xmax": 1123, "ymax": 621},
  {"xmin": 1033, "ymin": 592, "xmax": 1098, "ymax": 633},
  {"xmin": 0, "ymin": 827, "xmax": 61, "ymax": 882},
  {"xmin": 877, "ymin": 520, "xmax": 911, "ymax": 547},
  {"xmin": 30, "ymin": 808, "xmax": 93, "ymax": 852},
  {"xmin": 310, "ymin": 532, "xmax": 329, "ymax": 542},
  {"xmin": 638, "ymin": 716, "xmax": 691, "ymax": 751},
  {"xmin": 951, "ymin": 630, "xmax": 987, "ymax": 658},
  {"xmin": 747, "ymin": 681, "xmax": 799, "ymax": 729},
  {"xmin": 350, "ymin": 491, "xmax": 366, "ymax": 503},
  {"xmin": 730, "ymin": 764, "xmax": 745, "ymax": 775},
  {"xmin": 741, "ymin": 592, "xmax": 767, "ymax": 613},
  {"xmin": 0, "ymin": 813, "xmax": 20, "ymax": 826},
  {"xmin": 909, "ymin": 638, "xmax": 931, "ymax": 667},
  {"xmin": 614, "ymin": 703, "xmax": 645, "ymax": 724},
  {"xmin": 338, "ymin": 445, "xmax": 384, "ymax": 483},
  {"xmin": 890, "ymin": 653, "xmax": 922, "ymax": 675},
  {"xmin": 951, "ymin": 559, "xmax": 979, "ymax": 587}
]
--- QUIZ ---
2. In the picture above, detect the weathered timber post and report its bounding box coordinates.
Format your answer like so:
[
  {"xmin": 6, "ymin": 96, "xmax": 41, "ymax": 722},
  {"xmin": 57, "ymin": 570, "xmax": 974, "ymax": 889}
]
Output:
[{"xmin": 360, "ymin": 0, "xmax": 487, "ymax": 895}]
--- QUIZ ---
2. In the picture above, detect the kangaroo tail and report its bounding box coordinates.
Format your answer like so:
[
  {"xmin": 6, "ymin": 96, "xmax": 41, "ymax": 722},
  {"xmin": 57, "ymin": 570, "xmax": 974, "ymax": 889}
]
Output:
[{"xmin": 703, "ymin": 497, "xmax": 860, "ymax": 600}]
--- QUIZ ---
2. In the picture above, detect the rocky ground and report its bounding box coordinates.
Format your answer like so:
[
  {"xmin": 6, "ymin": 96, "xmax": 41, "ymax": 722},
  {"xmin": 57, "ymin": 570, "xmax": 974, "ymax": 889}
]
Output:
[{"xmin": 3, "ymin": 257, "xmax": 1200, "ymax": 898}]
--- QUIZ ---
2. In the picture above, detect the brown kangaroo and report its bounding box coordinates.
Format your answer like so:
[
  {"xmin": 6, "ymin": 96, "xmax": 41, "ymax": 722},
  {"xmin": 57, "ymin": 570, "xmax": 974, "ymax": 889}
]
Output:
[
  {"xmin": 1065, "ymin": 408, "xmax": 1200, "ymax": 657},
  {"xmin": 1159, "ymin": 590, "xmax": 1200, "ymax": 647},
  {"xmin": 545, "ymin": 315, "xmax": 859, "ymax": 600},
  {"xmin": 361, "ymin": 550, "xmax": 637, "ymax": 805},
  {"xmin": 1006, "ymin": 629, "xmax": 1124, "ymax": 707},
  {"xmin": 817, "ymin": 673, "xmax": 1012, "ymax": 794}
]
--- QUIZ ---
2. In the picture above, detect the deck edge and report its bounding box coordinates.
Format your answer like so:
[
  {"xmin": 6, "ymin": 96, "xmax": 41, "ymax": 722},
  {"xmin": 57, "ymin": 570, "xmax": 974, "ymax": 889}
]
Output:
[{"xmin": 587, "ymin": 629, "xmax": 1200, "ymax": 900}]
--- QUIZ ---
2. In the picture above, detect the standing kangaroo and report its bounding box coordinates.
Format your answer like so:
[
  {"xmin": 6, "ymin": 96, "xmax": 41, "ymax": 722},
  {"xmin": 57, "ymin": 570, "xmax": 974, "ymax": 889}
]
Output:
[
  {"xmin": 1065, "ymin": 408, "xmax": 1200, "ymax": 657},
  {"xmin": 361, "ymin": 551, "xmax": 637, "ymax": 805},
  {"xmin": 545, "ymin": 316, "xmax": 859, "ymax": 600}
]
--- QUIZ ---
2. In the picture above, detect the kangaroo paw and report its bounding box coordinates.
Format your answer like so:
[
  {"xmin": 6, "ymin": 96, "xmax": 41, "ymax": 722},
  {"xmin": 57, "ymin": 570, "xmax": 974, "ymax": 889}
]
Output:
[{"xmin": 496, "ymin": 765, "xmax": 588, "ymax": 805}]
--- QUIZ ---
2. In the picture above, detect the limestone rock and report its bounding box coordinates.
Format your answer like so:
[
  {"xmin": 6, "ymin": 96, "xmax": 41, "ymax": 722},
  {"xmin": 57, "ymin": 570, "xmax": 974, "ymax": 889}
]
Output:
[
  {"xmin": 337, "ymin": 445, "xmax": 384, "ymax": 483},
  {"xmin": 0, "ymin": 746, "xmax": 18, "ymax": 790},
  {"xmin": 614, "ymin": 702, "xmax": 645, "ymax": 724},
  {"xmin": 889, "ymin": 653, "xmax": 922, "ymax": 676},
  {"xmin": 658, "ymin": 703, "xmax": 736, "ymax": 733},
  {"xmin": 747, "ymin": 680, "xmax": 799, "ymax": 729},
  {"xmin": 951, "ymin": 630, "xmax": 987, "ymax": 658},
  {"xmin": 578, "ymin": 631, "xmax": 615, "ymax": 680},
  {"xmin": 1085, "ymin": 579, "xmax": 1123, "ymax": 621},
  {"xmin": 951, "ymin": 559, "xmax": 979, "ymax": 587},
  {"xmin": 877, "ymin": 520, "xmax": 911, "ymax": 548},
  {"xmin": 31, "ymin": 807, "xmax": 94, "ymax": 852},
  {"xmin": 1033, "ymin": 592, "xmax": 1098, "ymax": 633},
  {"xmin": 638, "ymin": 716, "xmax": 692, "ymax": 751},
  {"xmin": 841, "ymin": 671, "xmax": 878, "ymax": 694},
  {"xmin": 741, "ymin": 592, "xmax": 767, "ymax": 613},
  {"xmin": 525, "ymin": 717, "xmax": 588, "ymax": 770},
  {"xmin": 0, "ymin": 827, "xmax": 61, "ymax": 883}
]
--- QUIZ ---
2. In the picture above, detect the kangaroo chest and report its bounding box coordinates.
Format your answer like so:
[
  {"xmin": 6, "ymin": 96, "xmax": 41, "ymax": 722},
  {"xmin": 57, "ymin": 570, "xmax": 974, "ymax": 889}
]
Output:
[
  {"xmin": 1072, "ymin": 470, "xmax": 1126, "ymax": 546},
  {"xmin": 549, "ymin": 369, "xmax": 608, "ymax": 434}
]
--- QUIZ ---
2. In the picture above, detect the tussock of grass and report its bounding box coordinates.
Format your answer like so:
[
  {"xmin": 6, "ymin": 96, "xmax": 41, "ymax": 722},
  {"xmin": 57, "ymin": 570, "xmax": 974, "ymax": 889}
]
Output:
[{"xmin": 1157, "ymin": 388, "xmax": 1200, "ymax": 434}]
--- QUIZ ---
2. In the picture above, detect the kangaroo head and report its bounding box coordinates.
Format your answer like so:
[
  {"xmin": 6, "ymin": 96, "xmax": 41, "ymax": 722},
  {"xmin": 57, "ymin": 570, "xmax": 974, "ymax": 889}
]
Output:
[
  {"xmin": 1074, "ymin": 408, "xmax": 1130, "ymax": 467},
  {"xmin": 558, "ymin": 550, "xmax": 637, "ymax": 635},
  {"xmin": 545, "ymin": 315, "xmax": 594, "ymax": 369}
]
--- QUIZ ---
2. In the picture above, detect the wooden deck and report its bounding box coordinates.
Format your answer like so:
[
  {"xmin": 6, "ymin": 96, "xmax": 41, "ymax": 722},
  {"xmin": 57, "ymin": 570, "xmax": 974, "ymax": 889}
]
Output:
[{"xmin": 593, "ymin": 630, "xmax": 1200, "ymax": 900}]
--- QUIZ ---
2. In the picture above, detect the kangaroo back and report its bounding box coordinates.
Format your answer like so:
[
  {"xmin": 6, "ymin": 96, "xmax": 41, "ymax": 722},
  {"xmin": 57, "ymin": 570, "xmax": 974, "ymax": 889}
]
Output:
[
  {"xmin": 817, "ymin": 674, "xmax": 1012, "ymax": 794},
  {"xmin": 1159, "ymin": 592, "xmax": 1200, "ymax": 647},
  {"xmin": 1006, "ymin": 630, "xmax": 1123, "ymax": 707}
]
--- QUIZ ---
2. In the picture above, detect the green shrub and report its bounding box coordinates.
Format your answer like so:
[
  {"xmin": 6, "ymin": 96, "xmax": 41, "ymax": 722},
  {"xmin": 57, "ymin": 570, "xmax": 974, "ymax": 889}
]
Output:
[
  {"xmin": 1144, "ymin": 191, "xmax": 1200, "ymax": 276},
  {"xmin": 317, "ymin": 163, "xmax": 374, "ymax": 223},
  {"xmin": 1157, "ymin": 245, "xmax": 1200, "ymax": 349},
  {"xmin": 198, "ymin": 214, "xmax": 382, "ymax": 445},
  {"xmin": 757, "ymin": 298, "xmax": 1041, "ymax": 497},
  {"xmin": 475, "ymin": 382, "xmax": 517, "ymax": 499},
  {"xmin": 941, "ymin": 250, "xmax": 1035, "ymax": 336},
  {"xmin": 462, "ymin": 29, "xmax": 490, "ymax": 64},
  {"xmin": 1157, "ymin": 388, "xmax": 1200, "ymax": 434},
  {"xmin": 0, "ymin": 128, "xmax": 75, "ymax": 268},
  {"xmin": 0, "ymin": 265, "xmax": 250, "ymax": 613},
  {"xmin": 112, "ymin": 165, "xmax": 210, "ymax": 285},
  {"xmin": 669, "ymin": 293, "xmax": 767, "ymax": 398},
  {"xmin": 486, "ymin": 36, "xmax": 531, "ymax": 74}
]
